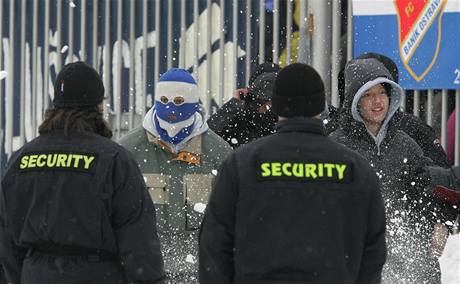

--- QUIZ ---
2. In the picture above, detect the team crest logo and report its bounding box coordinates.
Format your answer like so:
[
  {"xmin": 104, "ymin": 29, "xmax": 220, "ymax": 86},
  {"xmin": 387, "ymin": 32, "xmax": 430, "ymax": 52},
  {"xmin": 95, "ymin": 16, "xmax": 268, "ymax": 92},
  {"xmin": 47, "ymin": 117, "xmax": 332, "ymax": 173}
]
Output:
[{"xmin": 394, "ymin": 0, "xmax": 447, "ymax": 81}]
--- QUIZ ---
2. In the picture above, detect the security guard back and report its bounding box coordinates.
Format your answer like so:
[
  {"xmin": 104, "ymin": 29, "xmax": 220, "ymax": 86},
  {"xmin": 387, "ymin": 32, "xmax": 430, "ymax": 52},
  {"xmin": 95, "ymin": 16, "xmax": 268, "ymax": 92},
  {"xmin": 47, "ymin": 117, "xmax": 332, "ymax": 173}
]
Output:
[
  {"xmin": 0, "ymin": 62, "xmax": 165, "ymax": 284},
  {"xmin": 199, "ymin": 63, "xmax": 387, "ymax": 284}
]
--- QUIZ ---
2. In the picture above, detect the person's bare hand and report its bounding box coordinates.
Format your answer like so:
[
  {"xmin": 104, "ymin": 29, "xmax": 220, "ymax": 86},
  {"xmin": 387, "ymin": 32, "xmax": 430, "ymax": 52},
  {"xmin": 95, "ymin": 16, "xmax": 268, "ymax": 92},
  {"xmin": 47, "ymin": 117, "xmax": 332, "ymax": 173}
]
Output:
[{"xmin": 232, "ymin": 88, "xmax": 249, "ymax": 100}]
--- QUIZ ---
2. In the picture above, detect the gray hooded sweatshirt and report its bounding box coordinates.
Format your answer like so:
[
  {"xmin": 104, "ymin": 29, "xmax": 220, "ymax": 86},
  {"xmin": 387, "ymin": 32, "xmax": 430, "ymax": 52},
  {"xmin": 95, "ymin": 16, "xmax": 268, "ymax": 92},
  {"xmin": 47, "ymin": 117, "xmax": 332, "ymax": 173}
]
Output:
[{"xmin": 330, "ymin": 59, "xmax": 442, "ymax": 284}]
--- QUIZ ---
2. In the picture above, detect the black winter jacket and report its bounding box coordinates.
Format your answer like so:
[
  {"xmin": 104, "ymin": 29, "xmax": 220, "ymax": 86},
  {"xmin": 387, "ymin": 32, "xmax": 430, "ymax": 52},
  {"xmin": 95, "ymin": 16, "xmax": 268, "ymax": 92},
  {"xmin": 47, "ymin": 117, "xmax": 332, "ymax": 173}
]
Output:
[
  {"xmin": 200, "ymin": 118, "xmax": 387, "ymax": 284},
  {"xmin": 326, "ymin": 101, "xmax": 449, "ymax": 168},
  {"xmin": 0, "ymin": 130, "xmax": 165, "ymax": 284},
  {"xmin": 329, "ymin": 58, "xmax": 452, "ymax": 283},
  {"xmin": 208, "ymin": 69, "xmax": 278, "ymax": 149}
]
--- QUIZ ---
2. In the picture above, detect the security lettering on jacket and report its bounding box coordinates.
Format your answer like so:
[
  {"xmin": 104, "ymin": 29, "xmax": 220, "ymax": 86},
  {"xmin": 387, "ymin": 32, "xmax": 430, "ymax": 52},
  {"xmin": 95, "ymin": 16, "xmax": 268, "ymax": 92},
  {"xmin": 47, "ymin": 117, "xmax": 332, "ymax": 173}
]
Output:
[
  {"xmin": 199, "ymin": 118, "xmax": 387, "ymax": 284},
  {"xmin": 259, "ymin": 161, "xmax": 350, "ymax": 182},
  {"xmin": 19, "ymin": 152, "xmax": 97, "ymax": 172}
]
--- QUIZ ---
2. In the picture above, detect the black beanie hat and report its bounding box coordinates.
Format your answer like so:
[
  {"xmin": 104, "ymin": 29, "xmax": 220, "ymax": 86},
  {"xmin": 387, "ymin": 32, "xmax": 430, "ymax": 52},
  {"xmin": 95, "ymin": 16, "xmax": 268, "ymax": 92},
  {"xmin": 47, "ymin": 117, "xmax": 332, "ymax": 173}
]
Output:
[
  {"xmin": 272, "ymin": 63, "xmax": 325, "ymax": 117},
  {"xmin": 53, "ymin": 61, "xmax": 105, "ymax": 108}
]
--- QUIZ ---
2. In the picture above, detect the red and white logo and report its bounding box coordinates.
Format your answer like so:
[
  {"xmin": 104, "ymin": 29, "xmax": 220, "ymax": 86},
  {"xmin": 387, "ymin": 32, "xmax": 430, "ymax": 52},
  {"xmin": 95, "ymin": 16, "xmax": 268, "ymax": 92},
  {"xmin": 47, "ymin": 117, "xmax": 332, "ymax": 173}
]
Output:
[{"xmin": 394, "ymin": 0, "xmax": 447, "ymax": 81}]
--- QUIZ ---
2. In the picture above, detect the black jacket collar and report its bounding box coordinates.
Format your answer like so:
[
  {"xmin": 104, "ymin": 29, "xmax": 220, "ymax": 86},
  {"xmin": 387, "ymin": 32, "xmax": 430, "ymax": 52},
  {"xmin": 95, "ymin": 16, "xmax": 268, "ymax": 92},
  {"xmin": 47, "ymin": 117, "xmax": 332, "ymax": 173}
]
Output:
[{"xmin": 275, "ymin": 117, "xmax": 326, "ymax": 136}]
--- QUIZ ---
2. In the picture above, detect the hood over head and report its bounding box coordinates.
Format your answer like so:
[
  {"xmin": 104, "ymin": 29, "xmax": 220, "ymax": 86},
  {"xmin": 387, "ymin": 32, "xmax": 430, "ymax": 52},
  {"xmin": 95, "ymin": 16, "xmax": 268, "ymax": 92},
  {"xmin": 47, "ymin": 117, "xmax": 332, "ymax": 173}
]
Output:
[{"xmin": 342, "ymin": 58, "xmax": 404, "ymax": 146}]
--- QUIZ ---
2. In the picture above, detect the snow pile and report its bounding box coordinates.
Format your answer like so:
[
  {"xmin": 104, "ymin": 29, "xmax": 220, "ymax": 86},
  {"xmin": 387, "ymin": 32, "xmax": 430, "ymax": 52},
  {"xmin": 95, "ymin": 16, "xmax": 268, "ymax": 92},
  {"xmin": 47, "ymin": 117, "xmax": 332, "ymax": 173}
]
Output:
[{"xmin": 439, "ymin": 234, "xmax": 460, "ymax": 283}]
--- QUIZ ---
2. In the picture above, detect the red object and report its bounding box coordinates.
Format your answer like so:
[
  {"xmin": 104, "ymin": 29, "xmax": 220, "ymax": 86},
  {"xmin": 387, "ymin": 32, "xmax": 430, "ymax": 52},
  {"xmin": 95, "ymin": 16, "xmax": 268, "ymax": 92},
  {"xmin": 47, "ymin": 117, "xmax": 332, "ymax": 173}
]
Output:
[
  {"xmin": 433, "ymin": 185, "xmax": 460, "ymax": 205},
  {"xmin": 446, "ymin": 110, "xmax": 455, "ymax": 164},
  {"xmin": 394, "ymin": 0, "xmax": 427, "ymax": 41}
]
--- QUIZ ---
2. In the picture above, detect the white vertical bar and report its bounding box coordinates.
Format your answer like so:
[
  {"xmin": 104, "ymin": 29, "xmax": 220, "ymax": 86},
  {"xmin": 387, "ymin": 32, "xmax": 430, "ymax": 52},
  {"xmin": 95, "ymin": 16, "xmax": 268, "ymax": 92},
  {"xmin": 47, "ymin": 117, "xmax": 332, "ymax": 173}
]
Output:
[
  {"xmin": 427, "ymin": 89, "xmax": 433, "ymax": 126},
  {"xmin": 455, "ymin": 91, "xmax": 460, "ymax": 165},
  {"xmin": 286, "ymin": 0, "xmax": 293, "ymax": 65},
  {"xmin": 219, "ymin": 0, "xmax": 225, "ymax": 105},
  {"xmin": 104, "ymin": 0, "xmax": 111, "ymax": 115},
  {"xmin": 80, "ymin": 0, "xmax": 87, "ymax": 61},
  {"xmin": 259, "ymin": 0, "xmax": 265, "ymax": 64},
  {"xmin": 273, "ymin": 0, "xmax": 279, "ymax": 64},
  {"xmin": 56, "ymin": 0, "xmax": 62, "ymax": 72},
  {"xmin": 19, "ymin": 0, "xmax": 26, "ymax": 145},
  {"xmin": 206, "ymin": 0, "xmax": 212, "ymax": 112},
  {"xmin": 193, "ymin": 0, "xmax": 199, "ymax": 78},
  {"xmin": 68, "ymin": 0, "xmax": 74, "ymax": 63},
  {"xmin": 154, "ymin": 0, "xmax": 160, "ymax": 86},
  {"xmin": 32, "ymin": 0, "xmax": 38, "ymax": 136},
  {"xmin": 167, "ymin": 0, "xmax": 173, "ymax": 69},
  {"xmin": 310, "ymin": 0, "xmax": 332, "ymax": 97},
  {"xmin": 129, "ymin": 0, "xmax": 135, "ymax": 129},
  {"xmin": 92, "ymin": 0, "xmax": 98, "ymax": 68},
  {"xmin": 400, "ymin": 90, "xmax": 406, "ymax": 111},
  {"xmin": 245, "ymin": 0, "xmax": 251, "ymax": 86},
  {"xmin": 6, "ymin": 0, "xmax": 14, "ymax": 157},
  {"xmin": 413, "ymin": 90, "xmax": 420, "ymax": 117},
  {"xmin": 0, "ymin": 0, "xmax": 3, "ymax": 166},
  {"xmin": 441, "ymin": 89, "xmax": 448, "ymax": 150},
  {"xmin": 347, "ymin": 0, "xmax": 353, "ymax": 60},
  {"xmin": 331, "ymin": 0, "xmax": 341, "ymax": 108},
  {"xmin": 297, "ymin": 0, "xmax": 308, "ymax": 64},
  {"xmin": 116, "ymin": 0, "xmax": 123, "ymax": 138},
  {"xmin": 142, "ymin": 0, "xmax": 148, "ymax": 114},
  {"xmin": 43, "ymin": 0, "xmax": 50, "ymax": 112},
  {"xmin": 179, "ymin": 0, "xmax": 186, "ymax": 68},
  {"xmin": 233, "ymin": 0, "xmax": 238, "ymax": 90}
]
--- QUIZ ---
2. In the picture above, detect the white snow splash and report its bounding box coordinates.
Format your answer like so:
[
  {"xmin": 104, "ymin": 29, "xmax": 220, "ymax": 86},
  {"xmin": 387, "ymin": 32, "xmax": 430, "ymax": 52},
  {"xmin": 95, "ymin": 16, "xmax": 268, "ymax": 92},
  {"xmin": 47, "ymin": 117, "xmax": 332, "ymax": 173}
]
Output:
[
  {"xmin": 69, "ymin": 1, "xmax": 76, "ymax": 8},
  {"xmin": 185, "ymin": 254, "xmax": 196, "ymax": 264},
  {"xmin": 61, "ymin": 45, "xmax": 69, "ymax": 53},
  {"xmin": 231, "ymin": 138, "xmax": 238, "ymax": 145},
  {"xmin": 193, "ymin": 203, "xmax": 206, "ymax": 214},
  {"xmin": 0, "ymin": 70, "xmax": 8, "ymax": 80},
  {"xmin": 211, "ymin": 169, "xmax": 218, "ymax": 176}
]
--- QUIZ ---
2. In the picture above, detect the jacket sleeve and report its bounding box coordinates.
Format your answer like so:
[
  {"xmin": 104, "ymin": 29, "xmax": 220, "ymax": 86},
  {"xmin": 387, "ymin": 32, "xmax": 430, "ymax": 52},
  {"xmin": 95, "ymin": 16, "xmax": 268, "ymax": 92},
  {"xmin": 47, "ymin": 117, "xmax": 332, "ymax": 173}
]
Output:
[
  {"xmin": 405, "ymin": 150, "xmax": 458, "ymax": 226},
  {"xmin": 357, "ymin": 171, "xmax": 387, "ymax": 284},
  {"xmin": 111, "ymin": 151, "xmax": 165, "ymax": 284},
  {"xmin": 199, "ymin": 154, "xmax": 238, "ymax": 284},
  {"xmin": 0, "ymin": 154, "xmax": 28, "ymax": 284},
  {"xmin": 398, "ymin": 112, "xmax": 449, "ymax": 167},
  {"xmin": 207, "ymin": 98, "xmax": 245, "ymax": 142},
  {"xmin": 0, "ymin": 187, "xmax": 24, "ymax": 284}
]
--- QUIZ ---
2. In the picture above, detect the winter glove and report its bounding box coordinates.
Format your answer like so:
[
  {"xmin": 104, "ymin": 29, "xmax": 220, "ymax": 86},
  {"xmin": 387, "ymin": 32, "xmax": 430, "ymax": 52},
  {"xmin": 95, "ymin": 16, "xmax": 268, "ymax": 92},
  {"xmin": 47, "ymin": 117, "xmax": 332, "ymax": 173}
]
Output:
[{"xmin": 425, "ymin": 166, "xmax": 460, "ymax": 205}]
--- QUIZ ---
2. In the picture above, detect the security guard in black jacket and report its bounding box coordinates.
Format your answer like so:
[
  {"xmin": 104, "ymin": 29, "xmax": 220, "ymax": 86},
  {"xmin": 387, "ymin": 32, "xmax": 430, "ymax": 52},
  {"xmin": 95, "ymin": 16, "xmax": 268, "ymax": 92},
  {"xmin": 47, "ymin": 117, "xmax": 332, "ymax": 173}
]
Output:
[
  {"xmin": 0, "ymin": 62, "xmax": 165, "ymax": 284},
  {"xmin": 199, "ymin": 63, "xmax": 387, "ymax": 284}
]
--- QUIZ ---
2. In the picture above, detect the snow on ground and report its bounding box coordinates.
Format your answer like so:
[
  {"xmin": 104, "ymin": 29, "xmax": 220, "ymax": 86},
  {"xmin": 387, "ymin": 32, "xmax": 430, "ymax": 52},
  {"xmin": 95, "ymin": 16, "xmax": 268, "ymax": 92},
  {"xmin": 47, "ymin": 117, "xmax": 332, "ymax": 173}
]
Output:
[{"xmin": 440, "ymin": 233, "xmax": 460, "ymax": 283}]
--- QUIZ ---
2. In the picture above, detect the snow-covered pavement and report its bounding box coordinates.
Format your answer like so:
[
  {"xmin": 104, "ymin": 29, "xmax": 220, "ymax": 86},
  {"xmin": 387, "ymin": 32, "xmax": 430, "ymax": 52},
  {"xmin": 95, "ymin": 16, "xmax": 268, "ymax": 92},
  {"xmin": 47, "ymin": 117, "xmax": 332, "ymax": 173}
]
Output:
[{"xmin": 440, "ymin": 233, "xmax": 460, "ymax": 283}]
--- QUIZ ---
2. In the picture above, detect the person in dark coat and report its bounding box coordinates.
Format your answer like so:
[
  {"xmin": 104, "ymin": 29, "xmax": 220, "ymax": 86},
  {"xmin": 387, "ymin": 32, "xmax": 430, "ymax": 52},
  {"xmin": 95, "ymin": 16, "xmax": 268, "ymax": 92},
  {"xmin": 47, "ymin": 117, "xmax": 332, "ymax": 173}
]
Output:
[
  {"xmin": 329, "ymin": 58, "xmax": 454, "ymax": 283},
  {"xmin": 0, "ymin": 62, "xmax": 165, "ymax": 284},
  {"xmin": 426, "ymin": 165, "xmax": 460, "ymax": 206},
  {"xmin": 199, "ymin": 63, "xmax": 387, "ymax": 284},
  {"xmin": 327, "ymin": 52, "xmax": 449, "ymax": 167},
  {"xmin": 208, "ymin": 63, "xmax": 280, "ymax": 148}
]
